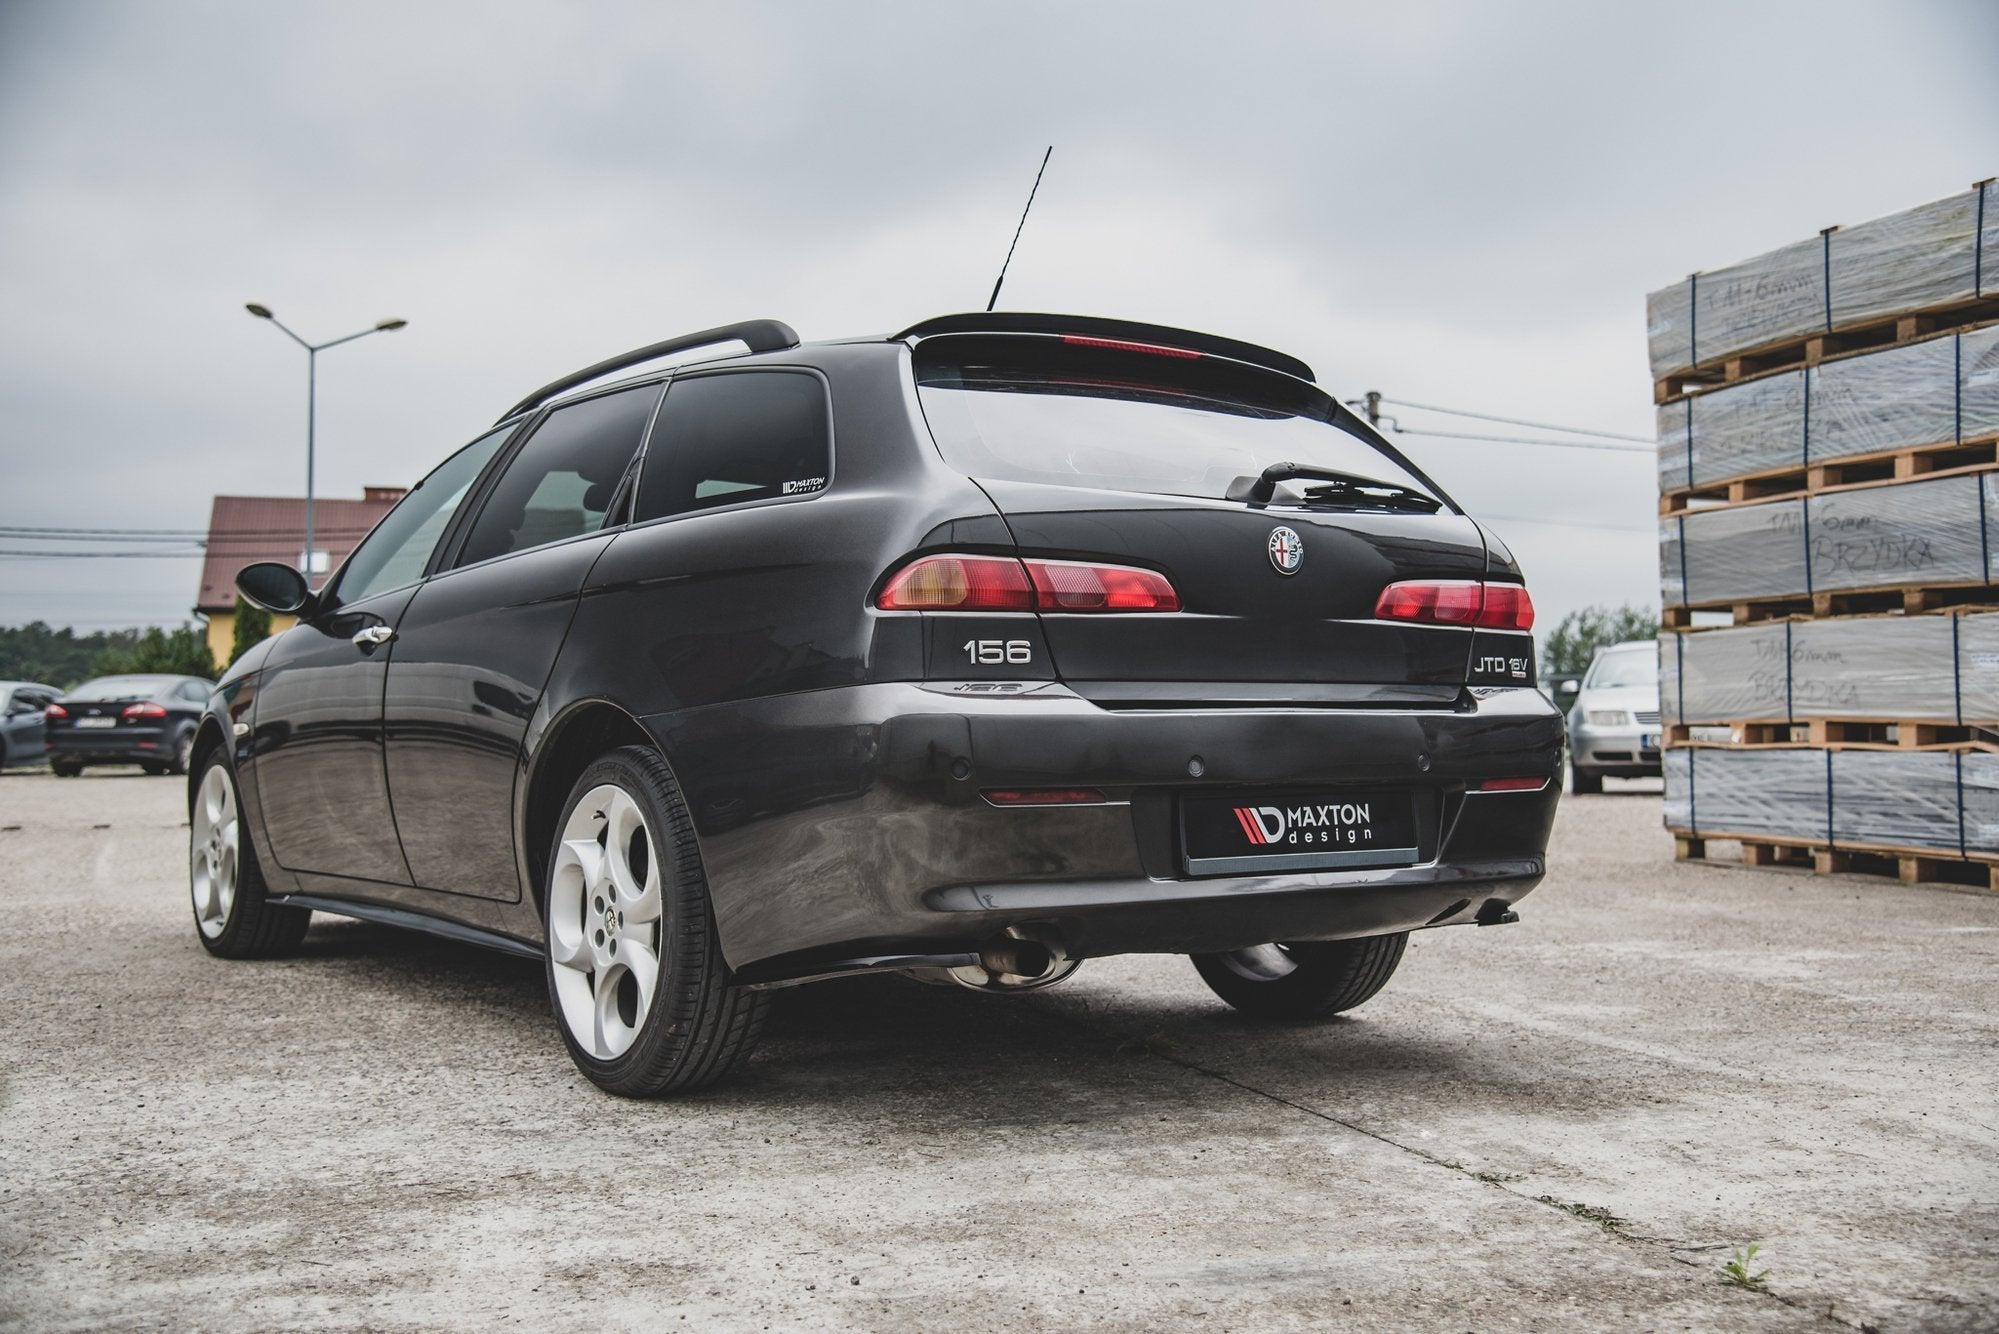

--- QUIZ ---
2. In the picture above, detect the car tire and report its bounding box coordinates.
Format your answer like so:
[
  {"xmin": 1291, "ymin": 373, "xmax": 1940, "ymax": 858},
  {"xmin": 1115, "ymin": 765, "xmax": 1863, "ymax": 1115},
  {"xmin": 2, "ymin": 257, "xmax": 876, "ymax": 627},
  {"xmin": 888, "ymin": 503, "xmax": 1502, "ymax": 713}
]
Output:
[
  {"xmin": 190, "ymin": 754, "xmax": 311, "ymax": 958},
  {"xmin": 170, "ymin": 726, "xmax": 196, "ymax": 776},
  {"xmin": 1190, "ymin": 934, "xmax": 1408, "ymax": 1020},
  {"xmin": 1569, "ymin": 764, "xmax": 1603, "ymax": 795},
  {"xmin": 543, "ymin": 745, "xmax": 769, "ymax": 1097},
  {"xmin": 50, "ymin": 757, "xmax": 82, "ymax": 778}
]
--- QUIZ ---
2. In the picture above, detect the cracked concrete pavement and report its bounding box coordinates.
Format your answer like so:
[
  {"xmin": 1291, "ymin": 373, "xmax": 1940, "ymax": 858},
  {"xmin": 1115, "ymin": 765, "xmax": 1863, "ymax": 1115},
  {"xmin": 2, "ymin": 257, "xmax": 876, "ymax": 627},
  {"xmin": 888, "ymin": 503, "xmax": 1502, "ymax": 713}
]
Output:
[{"xmin": 1, "ymin": 769, "xmax": 1994, "ymax": 1330}]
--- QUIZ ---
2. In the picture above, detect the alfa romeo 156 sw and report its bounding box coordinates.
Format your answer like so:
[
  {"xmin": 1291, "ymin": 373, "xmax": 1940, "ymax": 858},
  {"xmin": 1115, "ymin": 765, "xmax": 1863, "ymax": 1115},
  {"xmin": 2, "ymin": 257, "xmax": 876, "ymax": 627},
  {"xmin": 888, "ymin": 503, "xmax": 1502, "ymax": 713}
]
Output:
[{"xmin": 193, "ymin": 311, "xmax": 1563, "ymax": 1096}]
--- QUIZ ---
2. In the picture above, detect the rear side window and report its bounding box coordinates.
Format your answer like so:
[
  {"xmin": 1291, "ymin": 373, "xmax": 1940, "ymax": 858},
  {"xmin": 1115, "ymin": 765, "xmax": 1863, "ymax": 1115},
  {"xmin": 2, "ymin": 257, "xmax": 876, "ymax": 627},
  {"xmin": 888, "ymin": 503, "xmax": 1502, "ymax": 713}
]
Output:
[
  {"xmin": 914, "ymin": 335, "xmax": 1438, "ymax": 503},
  {"xmin": 456, "ymin": 385, "xmax": 662, "ymax": 568},
  {"xmin": 633, "ymin": 371, "xmax": 831, "ymax": 522}
]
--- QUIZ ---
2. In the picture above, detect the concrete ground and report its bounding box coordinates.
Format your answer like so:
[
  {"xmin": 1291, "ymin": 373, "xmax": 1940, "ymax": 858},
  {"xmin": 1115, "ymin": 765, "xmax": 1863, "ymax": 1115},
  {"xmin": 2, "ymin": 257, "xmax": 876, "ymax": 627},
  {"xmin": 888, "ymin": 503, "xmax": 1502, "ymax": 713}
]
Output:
[{"xmin": 1, "ymin": 769, "xmax": 1994, "ymax": 1332}]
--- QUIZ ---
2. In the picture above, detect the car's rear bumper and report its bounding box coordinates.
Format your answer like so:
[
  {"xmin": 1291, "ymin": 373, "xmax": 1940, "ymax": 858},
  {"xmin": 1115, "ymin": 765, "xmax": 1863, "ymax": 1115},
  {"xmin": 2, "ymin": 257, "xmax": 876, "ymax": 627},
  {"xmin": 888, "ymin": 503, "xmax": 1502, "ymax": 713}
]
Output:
[
  {"xmin": 45, "ymin": 725, "xmax": 174, "ymax": 762},
  {"xmin": 645, "ymin": 682, "xmax": 1564, "ymax": 982}
]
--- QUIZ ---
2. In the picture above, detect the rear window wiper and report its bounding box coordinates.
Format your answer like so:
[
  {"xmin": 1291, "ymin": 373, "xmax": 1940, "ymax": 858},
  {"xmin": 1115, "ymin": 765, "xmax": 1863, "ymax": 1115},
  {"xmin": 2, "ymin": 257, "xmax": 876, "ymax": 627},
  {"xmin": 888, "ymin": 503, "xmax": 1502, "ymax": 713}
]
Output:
[{"xmin": 1227, "ymin": 462, "xmax": 1442, "ymax": 514}]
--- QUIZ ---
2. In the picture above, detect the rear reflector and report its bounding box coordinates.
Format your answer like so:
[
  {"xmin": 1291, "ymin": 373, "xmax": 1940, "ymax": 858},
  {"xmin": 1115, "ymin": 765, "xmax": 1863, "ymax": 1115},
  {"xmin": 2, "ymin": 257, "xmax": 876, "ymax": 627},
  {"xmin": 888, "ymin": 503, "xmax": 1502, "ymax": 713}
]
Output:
[
  {"xmin": 122, "ymin": 702, "xmax": 168, "ymax": 718},
  {"xmin": 1374, "ymin": 580, "xmax": 1535, "ymax": 631},
  {"xmin": 1475, "ymin": 776, "xmax": 1549, "ymax": 793},
  {"xmin": 982, "ymin": 788, "xmax": 1111, "ymax": 806},
  {"xmin": 879, "ymin": 555, "xmax": 1178, "ymax": 613},
  {"xmin": 877, "ymin": 555, "xmax": 1034, "ymax": 611},
  {"xmin": 1060, "ymin": 334, "xmax": 1201, "ymax": 360},
  {"xmin": 1024, "ymin": 559, "xmax": 1180, "ymax": 612}
]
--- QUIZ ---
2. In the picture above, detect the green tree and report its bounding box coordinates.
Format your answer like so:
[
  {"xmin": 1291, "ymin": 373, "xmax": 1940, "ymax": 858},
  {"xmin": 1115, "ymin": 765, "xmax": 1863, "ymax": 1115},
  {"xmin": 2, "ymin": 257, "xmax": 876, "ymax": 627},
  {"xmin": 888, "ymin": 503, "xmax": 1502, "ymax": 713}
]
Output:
[
  {"xmin": 228, "ymin": 595, "xmax": 272, "ymax": 668},
  {"xmin": 0, "ymin": 622, "xmax": 135, "ymax": 687},
  {"xmin": 92, "ymin": 625, "xmax": 217, "ymax": 680},
  {"xmin": 1541, "ymin": 604, "xmax": 1660, "ymax": 677}
]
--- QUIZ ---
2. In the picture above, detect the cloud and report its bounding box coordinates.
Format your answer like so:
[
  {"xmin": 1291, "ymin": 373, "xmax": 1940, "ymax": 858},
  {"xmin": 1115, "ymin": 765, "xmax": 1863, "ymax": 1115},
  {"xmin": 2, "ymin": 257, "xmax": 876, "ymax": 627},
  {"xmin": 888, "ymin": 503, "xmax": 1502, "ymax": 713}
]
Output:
[{"xmin": 0, "ymin": 0, "xmax": 1990, "ymax": 632}]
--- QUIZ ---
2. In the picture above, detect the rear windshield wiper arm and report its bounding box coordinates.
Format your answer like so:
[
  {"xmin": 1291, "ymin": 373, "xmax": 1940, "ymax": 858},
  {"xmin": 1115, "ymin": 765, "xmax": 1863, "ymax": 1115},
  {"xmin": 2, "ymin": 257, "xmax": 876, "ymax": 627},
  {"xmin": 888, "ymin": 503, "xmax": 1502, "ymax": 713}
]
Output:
[{"xmin": 1229, "ymin": 462, "xmax": 1442, "ymax": 513}]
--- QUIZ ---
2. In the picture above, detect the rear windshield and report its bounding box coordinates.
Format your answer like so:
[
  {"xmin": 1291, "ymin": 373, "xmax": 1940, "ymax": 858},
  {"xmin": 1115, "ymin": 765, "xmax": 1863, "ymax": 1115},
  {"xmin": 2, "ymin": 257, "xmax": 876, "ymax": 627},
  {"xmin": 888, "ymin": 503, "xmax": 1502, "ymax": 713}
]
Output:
[
  {"xmin": 68, "ymin": 675, "xmax": 176, "ymax": 701},
  {"xmin": 913, "ymin": 335, "xmax": 1441, "ymax": 503}
]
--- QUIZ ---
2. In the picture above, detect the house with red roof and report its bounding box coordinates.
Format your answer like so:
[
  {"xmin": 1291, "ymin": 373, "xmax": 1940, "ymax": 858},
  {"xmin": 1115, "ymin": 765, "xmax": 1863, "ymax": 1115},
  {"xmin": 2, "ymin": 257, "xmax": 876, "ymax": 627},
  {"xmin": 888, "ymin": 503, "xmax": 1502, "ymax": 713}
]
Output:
[{"xmin": 194, "ymin": 488, "xmax": 405, "ymax": 667}]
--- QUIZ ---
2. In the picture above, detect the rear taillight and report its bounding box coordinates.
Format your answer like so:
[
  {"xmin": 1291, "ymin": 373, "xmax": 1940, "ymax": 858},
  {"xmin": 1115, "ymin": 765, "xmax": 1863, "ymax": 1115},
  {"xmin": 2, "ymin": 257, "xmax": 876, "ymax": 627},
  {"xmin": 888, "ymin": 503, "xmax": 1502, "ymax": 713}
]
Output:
[
  {"xmin": 878, "ymin": 555, "xmax": 1179, "ymax": 613},
  {"xmin": 43, "ymin": 703, "xmax": 67, "ymax": 719},
  {"xmin": 1374, "ymin": 580, "xmax": 1535, "ymax": 631},
  {"xmin": 1477, "ymin": 584, "xmax": 1535, "ymax": 631},
  {"xmin": 122, "ymin": 702, "xmax": 167, "ymax": 718},
  {"xmin": 877, "ymin": 555, "xmax": 1034, "ymax": 611},
  {"xmin": 1024, "ymin": 559, "xmax": 1180, "ymax": 612}
]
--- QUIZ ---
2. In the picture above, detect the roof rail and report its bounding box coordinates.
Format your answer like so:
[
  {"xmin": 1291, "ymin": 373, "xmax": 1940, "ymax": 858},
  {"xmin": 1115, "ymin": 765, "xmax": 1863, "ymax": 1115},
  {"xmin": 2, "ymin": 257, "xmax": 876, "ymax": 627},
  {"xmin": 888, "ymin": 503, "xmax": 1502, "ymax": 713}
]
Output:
[
  {"xmin": 498, "ymin": 319, "xmax": 799, "ymax": 423},
  {"xmin": 895, "ymin": 312, "xmax": 1314, "ymax": 383}
]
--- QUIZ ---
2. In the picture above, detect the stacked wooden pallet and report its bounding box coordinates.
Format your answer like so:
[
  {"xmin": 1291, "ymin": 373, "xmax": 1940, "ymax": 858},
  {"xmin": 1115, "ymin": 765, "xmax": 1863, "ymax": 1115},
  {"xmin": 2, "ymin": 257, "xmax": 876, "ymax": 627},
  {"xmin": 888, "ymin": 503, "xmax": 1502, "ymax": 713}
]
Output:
[{"xmin": 1652, "ymin": 180, "xmax": 1999, "ymax": 889}]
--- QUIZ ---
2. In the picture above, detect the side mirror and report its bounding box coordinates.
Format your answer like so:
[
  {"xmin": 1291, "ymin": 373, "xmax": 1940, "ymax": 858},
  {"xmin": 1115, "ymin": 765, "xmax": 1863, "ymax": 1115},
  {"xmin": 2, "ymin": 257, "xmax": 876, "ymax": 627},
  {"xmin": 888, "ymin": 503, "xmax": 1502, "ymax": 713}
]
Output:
[
  {"xmin": 236, "ymin": 562, "xmax": 315, "ymax": 616},
  {"xmin": 1559, "ymin": 679, "xmax": 1580, "ymax": 695}
]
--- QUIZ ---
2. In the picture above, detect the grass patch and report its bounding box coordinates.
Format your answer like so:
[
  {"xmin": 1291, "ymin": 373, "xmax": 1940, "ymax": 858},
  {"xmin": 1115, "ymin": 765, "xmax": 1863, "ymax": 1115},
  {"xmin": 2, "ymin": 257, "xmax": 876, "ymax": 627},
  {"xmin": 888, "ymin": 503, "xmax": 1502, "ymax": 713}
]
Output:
[
  {"xmin": 1718, "ymin": 1244, "xmax": 1770, "ymax": 1291},
  {"xmin": 1536, "ymin": 1195, "xmax": 1628, "ymax": 1233}
]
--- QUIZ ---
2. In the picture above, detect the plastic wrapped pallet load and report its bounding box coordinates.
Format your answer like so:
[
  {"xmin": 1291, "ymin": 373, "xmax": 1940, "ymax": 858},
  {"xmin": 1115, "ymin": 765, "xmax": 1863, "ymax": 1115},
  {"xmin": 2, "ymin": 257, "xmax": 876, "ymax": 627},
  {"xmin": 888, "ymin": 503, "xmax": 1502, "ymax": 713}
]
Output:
[
  {"xmin": 1660, "ymin": 472, "xmax": 1999, "ymax": 606},
  {"xmin": 1667, "ymin": 747, "xmax": 1999, "ymax": 856},
  {"xmin": 1646, "ymin": 180, "xmax": 1997, "ymax": 381},
  {"xmin": 1659, "ymin": 613, "xmax": 1999, "ymax": 724},
  {"xmin": 1655, "ymin": 325, "xmax": 1999, "ymax": 493}
]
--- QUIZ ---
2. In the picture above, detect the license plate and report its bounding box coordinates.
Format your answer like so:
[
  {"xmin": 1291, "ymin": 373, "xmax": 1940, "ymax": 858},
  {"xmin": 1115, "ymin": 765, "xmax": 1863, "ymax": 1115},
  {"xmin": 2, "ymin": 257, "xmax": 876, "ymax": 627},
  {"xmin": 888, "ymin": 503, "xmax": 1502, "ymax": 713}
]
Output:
[
  {"xmin": 76, "ymin": 717, "xmax": 117, "ymax": 729},
  {"xmin": 1639, "ymin": 733, "xmax": 1657, "ymax": 750},
  {"xmin": 1181, "ymin": 788, "xmax": 1420, "ymax": 875}
]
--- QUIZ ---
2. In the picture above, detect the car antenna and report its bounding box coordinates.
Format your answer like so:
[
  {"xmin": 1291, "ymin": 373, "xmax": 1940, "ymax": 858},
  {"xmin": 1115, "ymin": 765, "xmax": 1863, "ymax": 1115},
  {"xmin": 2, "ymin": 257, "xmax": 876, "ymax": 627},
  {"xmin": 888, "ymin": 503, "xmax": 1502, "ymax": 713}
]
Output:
[{"xmin": 986, "ymin": 146, "xmax": 1053, "ymax": 312}]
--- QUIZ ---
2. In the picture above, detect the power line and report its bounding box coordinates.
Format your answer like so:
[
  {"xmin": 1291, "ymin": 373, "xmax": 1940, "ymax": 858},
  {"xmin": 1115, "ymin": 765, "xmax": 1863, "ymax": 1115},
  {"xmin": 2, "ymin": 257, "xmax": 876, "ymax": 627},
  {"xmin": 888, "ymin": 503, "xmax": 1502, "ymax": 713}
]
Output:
[
  {"xmin": 1375, "ymin": 396, "xmax": 1655, "ymax": 444},
  {"xmin": 1480, "ymin": 512, "xmax": 1655, "ymax": 534},
  {"xmin": 0, "ymin": 550, "xmax": 207, "ymax": 559},
  {"xmin": 1392, "ymin": 426, "xmax": 1655, "ymax": 454}
]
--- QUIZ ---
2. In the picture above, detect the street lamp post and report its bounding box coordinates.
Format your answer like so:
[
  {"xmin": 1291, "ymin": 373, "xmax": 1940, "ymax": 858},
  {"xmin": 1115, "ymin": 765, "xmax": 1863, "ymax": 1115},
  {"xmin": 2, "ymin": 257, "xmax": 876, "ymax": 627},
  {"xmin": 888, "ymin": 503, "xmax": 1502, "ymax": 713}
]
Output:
[{"xmin": 244, "ymin": 304, "xmax": 407, "ymax": 582}]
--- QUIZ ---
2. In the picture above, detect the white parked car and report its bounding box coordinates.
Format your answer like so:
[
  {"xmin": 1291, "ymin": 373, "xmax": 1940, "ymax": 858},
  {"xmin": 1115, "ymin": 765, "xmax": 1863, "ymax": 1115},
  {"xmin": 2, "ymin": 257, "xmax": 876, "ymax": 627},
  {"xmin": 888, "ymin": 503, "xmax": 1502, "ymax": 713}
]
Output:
[{"xmin": 1564, "ymin": 641, "xmax": 1660, "ymax": 794}]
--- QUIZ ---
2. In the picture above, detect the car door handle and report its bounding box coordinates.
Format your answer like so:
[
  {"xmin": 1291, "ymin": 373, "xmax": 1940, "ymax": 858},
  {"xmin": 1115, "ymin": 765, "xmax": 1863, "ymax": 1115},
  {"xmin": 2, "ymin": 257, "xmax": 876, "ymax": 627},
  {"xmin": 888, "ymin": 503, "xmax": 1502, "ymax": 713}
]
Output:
[{"xmin": 352, "ymin": 626, "xmax": 397, "ymax": 649}]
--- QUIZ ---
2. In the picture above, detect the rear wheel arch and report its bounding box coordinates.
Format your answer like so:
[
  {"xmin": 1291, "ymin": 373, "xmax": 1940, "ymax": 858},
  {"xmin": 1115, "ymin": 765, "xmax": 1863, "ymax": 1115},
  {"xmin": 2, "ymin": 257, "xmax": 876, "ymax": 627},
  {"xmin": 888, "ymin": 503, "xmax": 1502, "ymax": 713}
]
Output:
[{"xmin": 521, "ymin": 701, "xmax": 659, "ymax": 917}]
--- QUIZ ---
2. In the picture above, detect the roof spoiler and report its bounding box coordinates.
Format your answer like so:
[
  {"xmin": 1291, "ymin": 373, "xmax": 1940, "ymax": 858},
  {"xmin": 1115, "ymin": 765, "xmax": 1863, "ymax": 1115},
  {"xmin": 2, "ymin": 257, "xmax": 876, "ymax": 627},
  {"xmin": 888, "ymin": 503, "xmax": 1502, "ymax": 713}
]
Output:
[
  {"xmin": 497, "ymin": 318, "xmax": 799, "ymax": 423},
  {"xmin": 895, "ymin": 312, "xmax": 1314, "ymax": 383}
]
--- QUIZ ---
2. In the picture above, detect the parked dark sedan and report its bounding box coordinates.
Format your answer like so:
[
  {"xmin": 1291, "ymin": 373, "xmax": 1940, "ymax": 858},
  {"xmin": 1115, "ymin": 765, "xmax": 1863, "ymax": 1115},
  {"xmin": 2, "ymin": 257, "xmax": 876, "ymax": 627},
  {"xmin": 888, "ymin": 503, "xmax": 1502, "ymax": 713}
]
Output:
[
  {"xmin": 2, "ymin": 681, "xmax": 61, "ymax": 768},
  {"xmin": 46, "ymin": 674, "xmax": 210, "ymax": 776},
  {"xmin": 193, "ymin": 312, "xmax": 1564, "ymax": 1097}
]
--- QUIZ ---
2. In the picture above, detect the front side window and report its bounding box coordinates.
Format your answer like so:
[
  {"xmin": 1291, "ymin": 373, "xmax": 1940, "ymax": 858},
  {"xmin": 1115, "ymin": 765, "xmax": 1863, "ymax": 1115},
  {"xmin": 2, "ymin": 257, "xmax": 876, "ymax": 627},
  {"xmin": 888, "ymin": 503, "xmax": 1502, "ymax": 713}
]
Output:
[
  {"xmin": 333, "ymin": 426, "xmax": 514, "ymax": 606},
  {"xmin": 455, "ymin": 385, "xmax": 661, "ymax": 568},
  {"xmin": 633, "ymin": 371, "xmax": 831, "ymax": 522}
]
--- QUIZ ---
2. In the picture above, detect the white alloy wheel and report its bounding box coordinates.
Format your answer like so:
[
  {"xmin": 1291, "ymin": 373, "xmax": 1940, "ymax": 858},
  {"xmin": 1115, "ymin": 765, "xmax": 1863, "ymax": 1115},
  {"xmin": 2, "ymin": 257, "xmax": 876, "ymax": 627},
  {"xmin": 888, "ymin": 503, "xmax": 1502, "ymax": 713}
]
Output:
[
  {"xmin": 190, "ymin": 763, "xmax": 240, "ymax": 939},
  {"xmin": 547, "ymin": 782, "xmax": 664, "ymax": 1061}
]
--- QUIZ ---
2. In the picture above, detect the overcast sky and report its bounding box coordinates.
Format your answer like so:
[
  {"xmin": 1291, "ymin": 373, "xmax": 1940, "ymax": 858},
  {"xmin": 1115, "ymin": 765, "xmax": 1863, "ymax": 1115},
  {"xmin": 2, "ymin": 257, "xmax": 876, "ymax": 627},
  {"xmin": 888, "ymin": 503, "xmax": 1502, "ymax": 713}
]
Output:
[{"xmin": 1, "ymin": 0, "xmax": 1993, "ymax": 638}]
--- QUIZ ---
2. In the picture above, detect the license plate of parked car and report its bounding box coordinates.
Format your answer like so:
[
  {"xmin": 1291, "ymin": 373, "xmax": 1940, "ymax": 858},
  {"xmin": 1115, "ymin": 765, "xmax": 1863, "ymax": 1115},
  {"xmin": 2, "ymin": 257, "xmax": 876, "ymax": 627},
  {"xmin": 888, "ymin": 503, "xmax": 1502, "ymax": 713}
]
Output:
[
  {"xmin": 1181, "ymin": 789, "xmax": 1420, "ymax": 875},
  {"xmin": 76, "ymin": 717, "xmax": 117, "ymax": 728}
]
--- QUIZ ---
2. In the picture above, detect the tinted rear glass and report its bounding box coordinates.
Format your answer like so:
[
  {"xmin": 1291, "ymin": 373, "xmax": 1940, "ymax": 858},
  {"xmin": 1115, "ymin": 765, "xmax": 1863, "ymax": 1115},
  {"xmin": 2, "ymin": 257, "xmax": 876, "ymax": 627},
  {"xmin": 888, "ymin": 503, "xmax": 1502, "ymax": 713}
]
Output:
[
  {"xmin": 914, "ymin": 335, "xmax": 1438, "ymax": 502},
  {"xmin": 634, "ymin": 370, "xmax": 831, "ymax": 522}
]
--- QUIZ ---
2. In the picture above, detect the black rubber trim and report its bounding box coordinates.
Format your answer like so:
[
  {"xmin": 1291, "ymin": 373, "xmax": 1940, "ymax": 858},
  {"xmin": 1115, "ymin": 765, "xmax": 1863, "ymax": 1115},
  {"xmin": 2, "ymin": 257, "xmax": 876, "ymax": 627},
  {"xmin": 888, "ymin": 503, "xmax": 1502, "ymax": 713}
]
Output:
[
  {"xmin": 498, "ymin": 319, "xmax": 799, "ymax": 423},
  {"xmin": 268, "ymin": 894, "xmax": 543, "ymax": 959}
]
